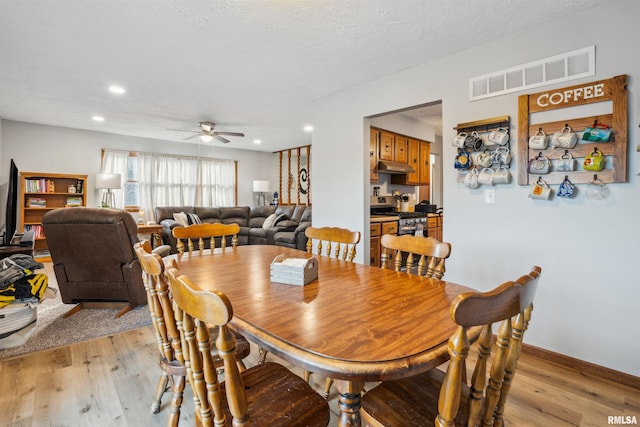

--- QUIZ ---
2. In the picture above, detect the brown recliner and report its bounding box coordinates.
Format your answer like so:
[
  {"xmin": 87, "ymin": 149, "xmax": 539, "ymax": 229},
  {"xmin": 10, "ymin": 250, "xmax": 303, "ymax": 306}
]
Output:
[{"xmin": 42, "ymin": 208, "xmax": 168, "ymax": 316}]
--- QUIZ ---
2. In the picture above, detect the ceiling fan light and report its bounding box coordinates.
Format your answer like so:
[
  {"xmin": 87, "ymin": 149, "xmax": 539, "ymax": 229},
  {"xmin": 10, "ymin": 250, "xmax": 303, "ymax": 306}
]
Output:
[{"xmin": 200, "ymin": 134, "xmax": 213, "ymax": 143}]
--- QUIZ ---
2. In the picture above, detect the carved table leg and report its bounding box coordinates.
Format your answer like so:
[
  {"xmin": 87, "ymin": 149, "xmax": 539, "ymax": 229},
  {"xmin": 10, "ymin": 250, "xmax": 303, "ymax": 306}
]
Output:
[
  {"xmin": 334, "ymin": 379, "xmax": 364, "ymax": 427},
  {"xmin": 257, "ymin": 346, "xmax": 268, "ymax": 364}
]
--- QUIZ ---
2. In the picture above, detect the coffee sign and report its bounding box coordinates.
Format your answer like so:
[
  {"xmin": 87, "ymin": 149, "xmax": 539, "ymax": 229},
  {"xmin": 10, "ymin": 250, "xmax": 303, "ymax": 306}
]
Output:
[
  {"xmin": 528, "ymin": 78, "xmax": 612, "ymax": 113},
  {"xmin": 535, "ymin": 83, "xmax": 605, "ymax": 107}
]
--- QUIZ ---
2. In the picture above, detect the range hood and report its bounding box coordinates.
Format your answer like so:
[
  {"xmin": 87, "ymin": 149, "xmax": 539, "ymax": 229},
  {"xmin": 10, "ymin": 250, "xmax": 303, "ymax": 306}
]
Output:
[{"xmin": 377, "ymin": 160, "xmax": 415, "ymax": 175}]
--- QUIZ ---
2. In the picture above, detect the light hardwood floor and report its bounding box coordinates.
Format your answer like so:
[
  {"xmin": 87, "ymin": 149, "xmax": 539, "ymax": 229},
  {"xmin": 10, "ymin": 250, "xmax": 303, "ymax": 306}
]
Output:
[{"xmin": 0, "ymin": 325, "xmax": 637, "ymax": 426}]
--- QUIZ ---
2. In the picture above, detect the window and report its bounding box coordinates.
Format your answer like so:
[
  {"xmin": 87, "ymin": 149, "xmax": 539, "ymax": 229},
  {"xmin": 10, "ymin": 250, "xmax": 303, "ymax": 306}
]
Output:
[{"xmin": 101, "ymin": 149, "xmax": 237, "ymax": 222}]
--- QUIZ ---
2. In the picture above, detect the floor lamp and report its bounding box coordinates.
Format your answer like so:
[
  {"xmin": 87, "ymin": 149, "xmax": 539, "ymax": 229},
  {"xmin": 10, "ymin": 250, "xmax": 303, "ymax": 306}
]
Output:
[
  {"xmin": 96, "ymin": 173, "xmax": 121, "ymax": 208},
  {"xmin": 253, "ymin": 180, "xmax": 270, "ymax": 206}
]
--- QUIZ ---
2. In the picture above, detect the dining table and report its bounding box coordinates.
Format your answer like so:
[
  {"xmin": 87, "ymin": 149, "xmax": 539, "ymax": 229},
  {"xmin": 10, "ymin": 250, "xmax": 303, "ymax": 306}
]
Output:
[{"xmin": 168, "ymin": 244, "xmax": 480, "ymax": 427}]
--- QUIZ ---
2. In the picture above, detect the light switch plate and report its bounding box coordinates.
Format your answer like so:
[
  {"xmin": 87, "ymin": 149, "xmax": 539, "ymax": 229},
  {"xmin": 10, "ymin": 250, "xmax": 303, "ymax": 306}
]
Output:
[{"xmin": 484, "ymin": 189, "xmax": 496, "ymax": 204}]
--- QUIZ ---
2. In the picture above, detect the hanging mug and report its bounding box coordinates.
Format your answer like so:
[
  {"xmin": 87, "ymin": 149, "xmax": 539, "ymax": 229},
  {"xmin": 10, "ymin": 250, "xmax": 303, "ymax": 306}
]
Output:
[
  {"xmin": 454, "ymin": 148, "xmax": 472, "ymax": 169},
  {"xmin": 557, "ymin": 151, "xmax": 575, "ymax": 172},
  {"xmin": 529, "ymin": 128, "xmax": 549, "ymax": 150},
  {"xmin": 453, "ymin": 132, "xmax": 467, "ymax": 148},
  {"xmin": 473, "ymin": 149, "xmax": 492, "ymax": 168},
  {"xmin": 487, "ymin": 127, "xmax": 510, "ymax": 146},
  {"xmin": 529, "ymin": 177, "xmax": 552, "ymax": 200},
  {"xmin": 551, "ymin": 124, "xmax": 578, "ymax": 149},
  {"xmin": 464, "ymin": 131, "xmax": 484, "ymax": 152},
  {"xmin": 464, "ymin": 168, "xmax": 480, "ymax": 189},
  {"xmin": 491, "ymin": 146, "xmax": 511, "ymax": 165},
  {"xmin": 583, "ymin": 148, "xmax": 606, "ymax": 171},
  {"xmin": 528, "ymin": 152, "xmax": 551, "ymax": 174},
  {"xmin": 493, "ymin": 166, "xmax": 511, "ymax": 185},
  {"xmin": 557, "ymin": 176, "xmax": 576, "ymax": 198},
  {"xmin": 478, "ymin": 168, "xmax": 495, "ymax": 186}
]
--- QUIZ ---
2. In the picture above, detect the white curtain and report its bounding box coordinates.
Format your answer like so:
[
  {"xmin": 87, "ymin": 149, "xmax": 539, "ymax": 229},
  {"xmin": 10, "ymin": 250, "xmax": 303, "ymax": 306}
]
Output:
[
  {"xmin": 100, "ymin": 150, "xmax": 128, "ymax": 208},
  {"xmin": 102, "ymin": 149, "xmax": 236, "ymax": 222}
]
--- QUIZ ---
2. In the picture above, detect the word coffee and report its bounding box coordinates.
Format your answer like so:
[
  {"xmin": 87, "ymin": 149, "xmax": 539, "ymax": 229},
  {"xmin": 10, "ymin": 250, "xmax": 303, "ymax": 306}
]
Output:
[{"xmin": 536, "ymin": 83, "xmax": 605, "ymax": 108}]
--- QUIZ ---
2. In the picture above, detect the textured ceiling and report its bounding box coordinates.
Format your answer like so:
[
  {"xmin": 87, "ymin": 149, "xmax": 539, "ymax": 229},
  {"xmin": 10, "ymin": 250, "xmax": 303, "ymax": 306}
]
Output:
[{"xmin": 0, "ymin": 0, "xmax": 603, "ymax": 152}]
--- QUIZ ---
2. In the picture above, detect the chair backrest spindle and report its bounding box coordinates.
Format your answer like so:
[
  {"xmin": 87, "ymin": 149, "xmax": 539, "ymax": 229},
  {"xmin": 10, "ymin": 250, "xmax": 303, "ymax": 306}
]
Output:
[
  {"xmin": 173, "ymin": 223, "xmax": 240, "ymax": 256},
  {"xmin": 381, "ymin": 234, "xmax": 451, "ymax": 278},
  {"xmin": 305, "ymin": 226, "xmax": 361, "ymax": 262}
]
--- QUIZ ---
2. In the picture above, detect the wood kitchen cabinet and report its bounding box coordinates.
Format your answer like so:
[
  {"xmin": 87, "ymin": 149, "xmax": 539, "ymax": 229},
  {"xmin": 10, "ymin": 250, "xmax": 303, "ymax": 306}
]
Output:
[
  {"xmin": 370, "ymin": 223, "xmax": 381, "ymax": 266},
  {"xmin": 376, "ymin": 129, "xmax": 408, "ymax": 164},
  {"xmin": 391, "ymin": 138, "xmax": 431, "ymax": 185},
  {"xmin": 419, "ymin": 139, "xmax": 431, "ymax": 184},
  {"xmin": 370, "ymin": 220, "xmax": 398, "ymax": 266},
  {"xmin": 394, "ymin": 135, "xmax": 408, "ymax": 163},
  {"xmin": 370, "ymin": 129, "xmax": 379, "ymax": 182},
  {"xmin": 379, "ymin": 130, "xmax": 395, "ymax": 161},
  {"xmin": 427, "ymin": 215, "xmax": 443, "ymax": 241}
]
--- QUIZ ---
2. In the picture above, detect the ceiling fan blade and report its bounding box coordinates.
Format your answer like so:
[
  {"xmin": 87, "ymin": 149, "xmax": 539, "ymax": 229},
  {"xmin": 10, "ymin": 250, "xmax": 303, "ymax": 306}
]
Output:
[
  {"xmin": 214, "ymin": 131, "xmax": 245, "ymax": 137},
  {"xmin": 167, "ymin": 128, "xmax": 198, "ymax": 133},
  {"xmin": 214, "ymin": 134, "xmax": 230, "ymax": 143},
  {"xmin": 183, "ymin": 134, "xmax": 200, "ymax": 140}
]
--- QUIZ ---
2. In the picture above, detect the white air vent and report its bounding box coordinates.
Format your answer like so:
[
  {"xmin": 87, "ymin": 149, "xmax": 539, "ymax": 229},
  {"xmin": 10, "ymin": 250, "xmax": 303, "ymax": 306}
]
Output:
[{"xmin": 469, "ymin": 46, "xmax": 595, "ymax": 101}]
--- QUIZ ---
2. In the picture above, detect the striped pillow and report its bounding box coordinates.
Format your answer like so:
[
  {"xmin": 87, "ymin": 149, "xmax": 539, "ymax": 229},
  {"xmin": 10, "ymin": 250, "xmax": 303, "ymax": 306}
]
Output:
[{"xmin": 186, "ymin": 213, "xmax": 202, "ymax": 225}]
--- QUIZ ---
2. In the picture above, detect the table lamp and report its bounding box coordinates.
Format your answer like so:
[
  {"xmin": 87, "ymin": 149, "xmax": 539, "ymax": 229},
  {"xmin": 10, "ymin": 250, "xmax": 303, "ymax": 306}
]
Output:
[
  {"xmin": 96, "ymin": 173, "xmax": 121, "ymax": 208},
  {"xmin": 253, "ymin": 180, "xmax": 270, "ymax": 206}
]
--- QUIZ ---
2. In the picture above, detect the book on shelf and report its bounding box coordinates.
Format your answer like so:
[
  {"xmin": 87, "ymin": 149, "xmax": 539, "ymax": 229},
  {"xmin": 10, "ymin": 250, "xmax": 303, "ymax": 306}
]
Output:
[
  {"xmin": 26, "ymin": 197, "xmax": 46, "ymax": 208},
  {"xmin": 33, "ymin": 249, "xmax": 50, "ymax": 259},
  {"xmin": 66, "ymin": 196, "xmax": 83, "ymax": 207},
  {"xmin": 25, "ymin": 178, "xmax": 55, "ymax": 193},
  {"xmin": 23, "ymin": 224, "xmax": 44, "ymax": 239}
]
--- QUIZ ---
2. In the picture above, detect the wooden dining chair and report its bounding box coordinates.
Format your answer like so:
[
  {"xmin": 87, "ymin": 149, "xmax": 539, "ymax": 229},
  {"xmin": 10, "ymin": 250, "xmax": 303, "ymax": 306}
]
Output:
[
  {"xmin": 380, "ymin": 234, "xmax": 451, "ymax": 279},
  {"xmin": 172, "ymin": 223, "xmax": 240, "ymax": 256},
  {"xmin": 134, "ymin": 241, "xmax": 250, "ymax": 427},
  {"xmin": 360, "ymin": 266, "xmax": 542, "ymax": 427},
  {"xmin": 165, "ymin": 265, "xmax": 331, "ymax": 427},
  {"xmin": 305, "ymin": 226, "xmax": 361, "ymax": 262},
  {"xmin": 303, "ymin": 226, "xmax": 361, "ymax": 398}
]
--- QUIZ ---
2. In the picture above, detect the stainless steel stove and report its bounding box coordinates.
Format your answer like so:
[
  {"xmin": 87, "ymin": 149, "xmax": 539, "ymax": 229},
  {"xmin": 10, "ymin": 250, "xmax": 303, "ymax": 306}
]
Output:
[{"xmin": 370, "ymin": 196, "xmax": 428, "ymax": 236}]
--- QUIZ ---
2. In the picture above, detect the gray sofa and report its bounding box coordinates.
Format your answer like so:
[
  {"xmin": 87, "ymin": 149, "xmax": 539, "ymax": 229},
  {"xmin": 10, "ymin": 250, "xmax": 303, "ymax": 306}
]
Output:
[{"xmin": 154, "ymin": 205, "xmax": 311, "ymax": 254}]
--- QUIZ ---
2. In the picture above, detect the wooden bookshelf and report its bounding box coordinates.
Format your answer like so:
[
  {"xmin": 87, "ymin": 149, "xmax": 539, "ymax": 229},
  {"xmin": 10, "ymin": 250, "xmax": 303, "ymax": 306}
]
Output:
[{"xmin": 19, "ymin": 172, "xmax": 87, "ymax": 261}]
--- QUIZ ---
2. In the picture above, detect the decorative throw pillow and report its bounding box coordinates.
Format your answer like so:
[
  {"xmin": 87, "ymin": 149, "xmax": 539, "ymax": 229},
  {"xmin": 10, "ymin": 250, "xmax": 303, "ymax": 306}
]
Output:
[
  {"xmin": 262, "ymin": 213, "xmax": 278, "ymax": 229},
  {"xmin": 186, "ymin": 213, "xmax": 201, "ymax": 225},
  {"xmin": 263, "ymin": 213, "xmax": 286, "ymax": 229},
  {"xmin": 173, "ymin": 211, "xmax": 189, "ymax": 226}
]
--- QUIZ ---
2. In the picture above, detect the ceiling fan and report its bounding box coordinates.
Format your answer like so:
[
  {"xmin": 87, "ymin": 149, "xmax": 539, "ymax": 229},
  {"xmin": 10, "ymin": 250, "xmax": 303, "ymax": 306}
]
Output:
[{"xmin": 168, "ymin": 121, "xmax": 245, "ymax": 143}]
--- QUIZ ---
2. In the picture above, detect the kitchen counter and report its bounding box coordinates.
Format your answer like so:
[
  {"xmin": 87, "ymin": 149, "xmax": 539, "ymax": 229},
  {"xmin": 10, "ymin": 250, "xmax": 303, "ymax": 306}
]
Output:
[
  {"xmin": 370, "ymin": 215, "xmax": 399, "ymax": 223},
  {"xmin": 370, "ymin": 213, "xmax": 441, "ymax": 223}
]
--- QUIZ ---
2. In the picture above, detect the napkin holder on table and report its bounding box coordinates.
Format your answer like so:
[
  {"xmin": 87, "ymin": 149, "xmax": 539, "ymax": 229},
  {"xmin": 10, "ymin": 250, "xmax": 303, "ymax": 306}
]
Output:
[{"xmin": 270, "ymin": 254, "xmax": 318, "ymax": 286}]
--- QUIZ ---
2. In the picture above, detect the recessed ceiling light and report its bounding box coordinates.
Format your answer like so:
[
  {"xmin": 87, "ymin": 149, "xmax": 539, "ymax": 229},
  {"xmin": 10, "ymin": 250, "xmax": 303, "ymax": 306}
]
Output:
[
  {"xmin": 253, "ymin": 139, "xmax": 262, "ymax": 144},
  {"xmin": 92, "ymin": 115, "xmax": 105, "ymax": 122},
  {"xmin": 303, "ymin": 125, "xmax": 313, "ymax": 132},
  {"xmin": 108, "ymin": 85, "xmax": 126, "ymax": 94}
]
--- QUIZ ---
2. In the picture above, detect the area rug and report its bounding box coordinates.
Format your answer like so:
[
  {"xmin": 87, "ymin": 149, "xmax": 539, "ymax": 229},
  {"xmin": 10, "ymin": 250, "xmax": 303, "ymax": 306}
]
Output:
[{"xmin": 0, "ymin": 266, "xmax": 152, "ymax": 359}]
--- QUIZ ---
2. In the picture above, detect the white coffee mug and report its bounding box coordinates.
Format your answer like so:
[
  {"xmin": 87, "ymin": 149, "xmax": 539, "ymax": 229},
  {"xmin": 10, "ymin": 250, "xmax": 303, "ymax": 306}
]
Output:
[
  {"xmin": 529, "ymin": 129, "xmax": 549, "ymax": 150},
  {"xmin": 491, "ymin": 147, "xmax": 511, "ymax": 165},
  {"xmin": 551, "ymin": 125, "xmax": 577, "ymax": 149},
  {"xmin": 493, "ymin": 167, "xmax": 511, "ymax": 185},
  {"xmin": 557, "ymin": 152, "xmax": 575, "ymax": 171},
  {"xmin": 529, "ymin": 178, "xmax": 552, "ymax": 200},
  {"xmin": 464, "ymin": 169, "xmax": 480, "ymax": 189},
  {"xmin": 487, "ymin": 127, "xmax": 509, "ymax": 146},
  {"xmin": 473, "ymin": 150, "xmax": 492, "ymax": 168},
  {"xmin": 477, "ymin": 168, "xmax": 495, "ymax": 186},
  {"xmin": 453, "ymin": 132, "xmax": 467, "ymax": 148}
]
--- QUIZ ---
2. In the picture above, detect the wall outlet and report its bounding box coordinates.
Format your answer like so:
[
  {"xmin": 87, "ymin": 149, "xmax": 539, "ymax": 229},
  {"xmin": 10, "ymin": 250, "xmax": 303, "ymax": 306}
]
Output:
[{"xmin": 484, "ymin": 189, "xmax": 496, "ymax": 204}]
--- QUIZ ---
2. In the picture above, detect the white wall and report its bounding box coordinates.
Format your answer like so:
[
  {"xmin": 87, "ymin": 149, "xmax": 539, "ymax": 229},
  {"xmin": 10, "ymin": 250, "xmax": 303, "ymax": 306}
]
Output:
[
  {"xmin": 311, "ymin": 1, "xmax": 640, "ymax": 376},
  {"xmin": 0, "ymin": 120, "xmax": 279, "ymax": 221}
]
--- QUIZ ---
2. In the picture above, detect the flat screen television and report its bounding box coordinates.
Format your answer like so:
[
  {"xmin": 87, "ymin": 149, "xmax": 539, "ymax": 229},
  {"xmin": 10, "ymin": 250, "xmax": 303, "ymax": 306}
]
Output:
[{"xmin": 3, "ymin": 159, "xmax": 19, "ymax": 246}]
